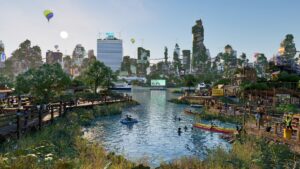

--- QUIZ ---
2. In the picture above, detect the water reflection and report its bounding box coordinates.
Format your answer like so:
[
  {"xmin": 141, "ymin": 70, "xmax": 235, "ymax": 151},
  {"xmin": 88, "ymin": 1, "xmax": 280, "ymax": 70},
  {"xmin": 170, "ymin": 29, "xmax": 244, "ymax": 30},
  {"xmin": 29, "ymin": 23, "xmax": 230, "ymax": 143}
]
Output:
[{"xmin": 85, "ymin": 87, "xmax": 232, "ymax": 167}]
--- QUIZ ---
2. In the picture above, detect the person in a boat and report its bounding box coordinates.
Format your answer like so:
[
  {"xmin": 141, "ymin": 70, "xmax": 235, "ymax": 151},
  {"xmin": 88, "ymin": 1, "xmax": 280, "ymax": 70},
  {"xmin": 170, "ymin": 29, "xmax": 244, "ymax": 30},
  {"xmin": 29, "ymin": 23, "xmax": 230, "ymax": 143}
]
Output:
[
  {"xmin": 126, "ymin": 115, "xmax": 133, "ymax": 121},
  {"xmin": 210, "ymin": 122, "xmax": 216, "ymax": 129}
]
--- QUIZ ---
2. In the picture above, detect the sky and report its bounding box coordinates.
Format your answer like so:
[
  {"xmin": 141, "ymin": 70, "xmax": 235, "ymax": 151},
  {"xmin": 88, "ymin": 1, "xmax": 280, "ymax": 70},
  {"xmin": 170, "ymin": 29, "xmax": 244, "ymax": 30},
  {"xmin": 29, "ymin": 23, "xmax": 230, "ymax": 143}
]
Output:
[{"xmin": 1, "ymin": 0, "xmax": 300, "ymax": 62}]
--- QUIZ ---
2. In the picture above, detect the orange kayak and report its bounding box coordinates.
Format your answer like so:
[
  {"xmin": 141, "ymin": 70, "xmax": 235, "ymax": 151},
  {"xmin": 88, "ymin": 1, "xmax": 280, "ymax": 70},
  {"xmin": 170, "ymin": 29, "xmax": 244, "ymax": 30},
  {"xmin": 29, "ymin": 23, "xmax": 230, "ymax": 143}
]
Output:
[{"xmin": 193, "ymin": 123, "xmax": 235, "ymax": 135}]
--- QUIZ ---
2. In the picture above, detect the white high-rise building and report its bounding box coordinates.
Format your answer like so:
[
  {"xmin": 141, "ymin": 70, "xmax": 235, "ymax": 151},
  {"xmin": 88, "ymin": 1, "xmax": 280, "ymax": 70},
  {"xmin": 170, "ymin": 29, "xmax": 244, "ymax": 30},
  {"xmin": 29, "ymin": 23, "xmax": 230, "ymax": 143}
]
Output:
[{"xmin": 97, "ymin": 33, "xmax": 123, "ymax": 71}]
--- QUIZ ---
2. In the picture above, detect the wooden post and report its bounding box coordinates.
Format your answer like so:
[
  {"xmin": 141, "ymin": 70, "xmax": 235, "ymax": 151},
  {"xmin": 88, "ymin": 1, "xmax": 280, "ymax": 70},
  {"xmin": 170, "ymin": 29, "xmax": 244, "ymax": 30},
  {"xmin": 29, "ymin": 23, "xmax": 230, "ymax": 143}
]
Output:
[
  {"xmin": 51, "ymin": 105, "xmax": 54, "ymax": 124},
  {"xmin": 59, "ymin": 102, "xmax": 62, "ymax": 117},
  {"xmin": 274, "ymin": 123, "xmax": 278, "ymax": 135},
  {"xmin": 16, "ymin": 113, "xmax": 21, "ymax": 139},
  {"xmin": 39, "ymin": 109, "xmax": 42, "ymax": 130}
]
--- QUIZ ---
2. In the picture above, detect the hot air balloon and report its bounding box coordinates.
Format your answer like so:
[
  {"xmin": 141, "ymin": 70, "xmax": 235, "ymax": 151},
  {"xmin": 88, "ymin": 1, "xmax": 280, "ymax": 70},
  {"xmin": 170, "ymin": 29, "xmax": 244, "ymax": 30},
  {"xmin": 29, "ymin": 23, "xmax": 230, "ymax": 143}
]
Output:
[
  {"xmin": 130, "ymin": 38, "xmax": 135, "ymax": 44},
  {"xmin": 44, "ymin": 10, "xmax": 54, "ymax": 22}
]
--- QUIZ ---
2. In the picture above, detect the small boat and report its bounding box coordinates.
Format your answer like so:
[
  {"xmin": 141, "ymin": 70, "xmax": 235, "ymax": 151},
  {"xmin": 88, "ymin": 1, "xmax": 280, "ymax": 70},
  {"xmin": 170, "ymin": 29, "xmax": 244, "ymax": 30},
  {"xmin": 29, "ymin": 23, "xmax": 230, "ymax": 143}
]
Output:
[
  {"xmin": 193, "ymin": 123, "xmax": 235, "ymax": 135},
  {"xmin": 110, "ymin": 82, "xmax": 132, "ymax": 91},
  {"xmin": 184, "ymin": 109, "xmax": 201, "ymax": 115},
  {"xmin": 190, "ymin": 104, "xmax": 203, "ymax": 108},
  {"xmin": 120, "ymin": 118, "xmax": 138, "ymax": 124}
]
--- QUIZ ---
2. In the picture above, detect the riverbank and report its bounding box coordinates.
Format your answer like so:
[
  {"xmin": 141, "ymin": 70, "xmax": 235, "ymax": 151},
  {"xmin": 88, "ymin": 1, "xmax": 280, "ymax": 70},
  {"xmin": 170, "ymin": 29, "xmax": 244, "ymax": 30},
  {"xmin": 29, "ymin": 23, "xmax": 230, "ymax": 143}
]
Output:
[
  {"xmin": 0, "ymin": 101, "xmax": 149, "ymax": 169},
  {"xmin": 158, "ymin": 135, "xmax": 300, "ymax": 169}
]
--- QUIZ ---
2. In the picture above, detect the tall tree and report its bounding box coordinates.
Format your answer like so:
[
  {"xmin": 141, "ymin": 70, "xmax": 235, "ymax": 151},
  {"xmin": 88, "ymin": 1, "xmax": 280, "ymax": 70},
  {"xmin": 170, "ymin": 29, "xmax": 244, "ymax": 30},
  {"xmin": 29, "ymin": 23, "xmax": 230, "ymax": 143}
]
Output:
[
  {"xmin": 83, "ymin": 61, "xmax": 114, "ymax": 93},
  {"xmin": 164, "ymin": 47, "xmax": 168, "ymax": 64},
  {"xmin": 183, "ymin": 74, "xmax": 197, "ymax": 95},
  {"xmin": 15, "ymin": 64, "xmax": 71, "ymax": 103},
  {"xmin": 254, "ymin": 53, "xmax": 268, "ymax": 78},
  {"xmin": 281, "ymin": 34, "xmax": 297, "ymax": 59},
  {"xmin": 173, "ymin": 43, "xmax": 181, "ymax": 74},
  {"xmin": 237, "ymin": 53, "xmax": 248, "ymax": 67},
  {"xmin": 5, "ymin": 40, "xmax": 42, "ymax": 77}
]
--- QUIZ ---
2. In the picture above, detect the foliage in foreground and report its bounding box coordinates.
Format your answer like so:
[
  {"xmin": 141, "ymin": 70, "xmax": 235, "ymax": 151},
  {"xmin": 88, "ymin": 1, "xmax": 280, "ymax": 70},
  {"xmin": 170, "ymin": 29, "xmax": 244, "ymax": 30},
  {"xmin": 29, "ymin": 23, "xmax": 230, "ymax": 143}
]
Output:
[
  {"xmin": 0, "ymin": 103, "xmax": 146, "ymax": 169},
  {"xmin": 158, "ymin": 136, "xmax": 300, "ymax": 169},
  {"xmin": 0, "ymin": 101, "xmax": 299, "ymax": 169}
]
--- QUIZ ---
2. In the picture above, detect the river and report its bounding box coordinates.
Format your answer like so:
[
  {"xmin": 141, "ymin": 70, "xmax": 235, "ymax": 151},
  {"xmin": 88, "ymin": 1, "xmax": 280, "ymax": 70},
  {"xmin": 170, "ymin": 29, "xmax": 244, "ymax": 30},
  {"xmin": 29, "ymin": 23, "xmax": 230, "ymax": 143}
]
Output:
[{"xmin": 84, "ymin": 87, "xmax": 232, "ymax": 167}]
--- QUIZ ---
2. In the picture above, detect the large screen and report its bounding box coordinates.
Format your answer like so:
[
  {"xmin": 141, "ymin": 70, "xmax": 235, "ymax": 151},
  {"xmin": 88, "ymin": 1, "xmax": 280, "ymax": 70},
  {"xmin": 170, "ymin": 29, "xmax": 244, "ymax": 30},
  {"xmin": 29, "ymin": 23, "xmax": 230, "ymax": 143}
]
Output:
[{"xmin": 151, "ymin": 79, "xmax": 166, "ymax": 87}]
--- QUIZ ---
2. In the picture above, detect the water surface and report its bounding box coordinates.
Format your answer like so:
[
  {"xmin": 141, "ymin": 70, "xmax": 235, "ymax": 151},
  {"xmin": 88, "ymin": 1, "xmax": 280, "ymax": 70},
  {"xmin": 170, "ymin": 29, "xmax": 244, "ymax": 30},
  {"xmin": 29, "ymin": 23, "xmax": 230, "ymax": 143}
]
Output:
[{"xmin": 85, "ymin": 87, "xmax": 233, "ymax": 167}]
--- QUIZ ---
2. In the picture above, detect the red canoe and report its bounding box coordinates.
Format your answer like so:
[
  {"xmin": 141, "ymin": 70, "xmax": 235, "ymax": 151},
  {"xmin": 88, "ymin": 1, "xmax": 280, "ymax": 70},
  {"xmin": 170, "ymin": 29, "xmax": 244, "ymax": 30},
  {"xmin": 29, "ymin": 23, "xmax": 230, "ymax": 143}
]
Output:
[{"xmin": 193, "ymin": 123, "xmax": 235, "ymax": 135}]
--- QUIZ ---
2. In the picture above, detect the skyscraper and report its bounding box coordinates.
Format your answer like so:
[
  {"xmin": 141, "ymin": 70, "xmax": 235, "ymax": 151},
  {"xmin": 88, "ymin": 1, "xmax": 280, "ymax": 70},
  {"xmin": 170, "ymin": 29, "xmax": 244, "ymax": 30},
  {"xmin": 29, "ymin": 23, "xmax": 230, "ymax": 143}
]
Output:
[
  {"xmin": 182, "ymin": 50, "xmax": 191, "ymax": 73},
  {"xmin": 192, "ymin": 19, "xmax": 209, "ymax": 74},
  {"xmin": 97, "ymin": 33, "xmax": 123, "ymax": 71},
  {"xmin": 137, "ymin": 47, "xmax": 150, "ymax": 76},
  {"xmin": 46, "ymin": 50, "xmax": 63, "ymax": 65}
]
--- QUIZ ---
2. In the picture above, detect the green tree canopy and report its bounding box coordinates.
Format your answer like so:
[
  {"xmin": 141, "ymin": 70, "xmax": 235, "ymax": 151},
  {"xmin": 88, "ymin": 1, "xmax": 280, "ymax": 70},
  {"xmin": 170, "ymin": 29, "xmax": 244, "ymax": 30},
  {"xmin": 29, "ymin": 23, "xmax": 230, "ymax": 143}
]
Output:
[
  {"xmin": 82, "ymin": 61, "xmax": 116, "ymax": 93},
  {"xmin": 6, "ymin": 40, "xmax": 43, "ymax": 77},
  {"xmin": 281, "ymin": 34, "xmax": 297, "ymax": 59},
  {"xmin": 15, "ymin": 64, "xmax": 71, "ymax": 103}
]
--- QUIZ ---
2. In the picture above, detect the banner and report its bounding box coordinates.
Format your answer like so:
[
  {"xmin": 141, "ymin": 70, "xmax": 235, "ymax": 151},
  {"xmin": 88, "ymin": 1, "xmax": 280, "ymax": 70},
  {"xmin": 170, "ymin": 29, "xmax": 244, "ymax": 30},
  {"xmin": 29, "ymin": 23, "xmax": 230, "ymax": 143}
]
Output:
[
  {"xmin": 212, "ymin": 89, "xmax": 224, "ymax": 97},
  {"xmin": 151, "ymin": 79, "xmax": 166, "ymax": 87}
]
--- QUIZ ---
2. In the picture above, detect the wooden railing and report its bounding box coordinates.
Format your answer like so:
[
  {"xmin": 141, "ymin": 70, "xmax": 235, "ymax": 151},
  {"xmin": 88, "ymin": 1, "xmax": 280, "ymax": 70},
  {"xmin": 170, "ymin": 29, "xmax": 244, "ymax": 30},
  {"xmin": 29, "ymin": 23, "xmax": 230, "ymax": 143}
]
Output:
[{"xmin": 0, "ymin": 96, "xmax": 132, "ymax": 140}]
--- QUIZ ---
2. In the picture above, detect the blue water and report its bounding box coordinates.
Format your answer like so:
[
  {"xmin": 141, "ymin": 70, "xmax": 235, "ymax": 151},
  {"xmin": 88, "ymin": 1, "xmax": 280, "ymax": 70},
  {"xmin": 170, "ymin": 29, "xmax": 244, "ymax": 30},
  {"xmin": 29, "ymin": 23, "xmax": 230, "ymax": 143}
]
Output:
[{"xmin": 84, "ymin": 87, "xmax": 233, "ymax": 167}]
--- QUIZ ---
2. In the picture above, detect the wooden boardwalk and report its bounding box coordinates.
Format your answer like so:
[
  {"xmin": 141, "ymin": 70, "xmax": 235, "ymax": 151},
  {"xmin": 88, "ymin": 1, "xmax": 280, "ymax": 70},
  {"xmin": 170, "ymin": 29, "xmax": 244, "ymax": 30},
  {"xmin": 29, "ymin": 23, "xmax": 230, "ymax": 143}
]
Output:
[{"xmin": 0, "ymin": 97, "xmax": 132, "ymax": 140}]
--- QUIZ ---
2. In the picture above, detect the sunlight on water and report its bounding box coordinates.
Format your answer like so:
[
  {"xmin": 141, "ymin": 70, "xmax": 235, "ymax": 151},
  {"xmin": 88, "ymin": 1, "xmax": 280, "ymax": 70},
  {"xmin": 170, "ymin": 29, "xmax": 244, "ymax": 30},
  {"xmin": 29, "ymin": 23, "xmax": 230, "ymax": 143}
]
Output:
[{"xmin": 85, "ymin": 87, "xmax": 232, "ymax": 167}]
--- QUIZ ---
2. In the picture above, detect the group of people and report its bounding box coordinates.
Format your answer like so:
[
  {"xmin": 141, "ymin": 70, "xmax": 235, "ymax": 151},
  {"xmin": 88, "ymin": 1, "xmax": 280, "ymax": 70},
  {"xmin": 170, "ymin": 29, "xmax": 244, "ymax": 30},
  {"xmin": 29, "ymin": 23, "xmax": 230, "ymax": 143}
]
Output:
[
  {"xmin": 178, "ymin": 125, "xmax": 191, "ymax": 136},
  {"xmin": 175, "ymin": 115, "xmax": 193, "ymax": 136}
]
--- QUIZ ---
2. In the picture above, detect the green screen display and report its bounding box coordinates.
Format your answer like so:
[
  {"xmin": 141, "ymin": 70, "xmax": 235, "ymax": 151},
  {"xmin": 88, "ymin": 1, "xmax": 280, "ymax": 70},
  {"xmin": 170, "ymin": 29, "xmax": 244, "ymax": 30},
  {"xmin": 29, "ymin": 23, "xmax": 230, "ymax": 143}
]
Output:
[{"xmin": 151, "ymin": 79, "xmax": 166, "ymax": 87}]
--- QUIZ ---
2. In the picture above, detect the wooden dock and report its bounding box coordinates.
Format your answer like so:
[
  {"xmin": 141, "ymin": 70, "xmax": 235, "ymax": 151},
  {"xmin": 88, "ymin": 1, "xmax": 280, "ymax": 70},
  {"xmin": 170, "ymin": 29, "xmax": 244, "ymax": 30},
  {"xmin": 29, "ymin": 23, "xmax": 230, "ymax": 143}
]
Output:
[{"xmin": 0, "ymin": 97, "xmax": 132, "ymax": 141}]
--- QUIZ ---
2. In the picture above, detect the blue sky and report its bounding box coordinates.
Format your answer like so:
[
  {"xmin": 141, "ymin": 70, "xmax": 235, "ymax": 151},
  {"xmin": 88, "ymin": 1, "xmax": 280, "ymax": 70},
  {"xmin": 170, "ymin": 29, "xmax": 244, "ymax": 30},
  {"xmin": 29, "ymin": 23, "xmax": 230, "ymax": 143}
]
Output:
[{"xmin": 0, "ymin": 0, "xmax": 300, "ymax": 62}]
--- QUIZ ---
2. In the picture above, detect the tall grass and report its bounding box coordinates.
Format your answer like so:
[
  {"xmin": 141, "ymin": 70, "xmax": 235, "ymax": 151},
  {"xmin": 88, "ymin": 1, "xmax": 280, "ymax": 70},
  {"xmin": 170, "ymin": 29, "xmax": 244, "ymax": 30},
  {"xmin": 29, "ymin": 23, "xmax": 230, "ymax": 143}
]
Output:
[
  {"xmin": 157, "ymin": 136, "xmax": 299, "ymax": 169},
  {"xmin": 0, "ymin": 103, "xmax": 147, "ymax": 169}
]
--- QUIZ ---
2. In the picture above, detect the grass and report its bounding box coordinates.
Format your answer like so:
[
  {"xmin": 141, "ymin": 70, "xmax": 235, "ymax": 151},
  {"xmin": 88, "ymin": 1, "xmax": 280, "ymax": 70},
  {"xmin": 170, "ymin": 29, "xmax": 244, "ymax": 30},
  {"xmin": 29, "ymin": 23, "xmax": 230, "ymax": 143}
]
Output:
[
  {"xmin": 1, "ymin": 100, "xmax": 299, "ymax": 169},
  {"xmin": 157, "ymin": 136, "xmax": 300, "ymax": 169},
  {"xmin": 195, "ymin": 112, "xmax": 244, "ymax": 125},
  {"xmin": 168, "ymin": 98, "xmax": 190, "ymax": 105},
  {"xmin": 0, "ymin": 102, "xmax": 149, "ymax": 169}
]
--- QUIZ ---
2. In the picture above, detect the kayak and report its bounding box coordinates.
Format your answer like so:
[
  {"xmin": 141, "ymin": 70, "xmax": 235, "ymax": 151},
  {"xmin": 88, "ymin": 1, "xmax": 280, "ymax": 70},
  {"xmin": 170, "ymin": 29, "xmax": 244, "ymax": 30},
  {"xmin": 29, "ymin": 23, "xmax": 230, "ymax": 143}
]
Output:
[
  {"xmin": 120, "ymin": 118, "xmax": 138, "ymax": 124},
  {"xmin": 184, "ymin": 109, "xmax": 201, "ymax": 115},
  {"xmin": 190, "ymin": 104, "xmax": 203, "ymax": 108},
  {"xmin": 193, "ymin": 123, "xmax": 235, "ymax": 135}
]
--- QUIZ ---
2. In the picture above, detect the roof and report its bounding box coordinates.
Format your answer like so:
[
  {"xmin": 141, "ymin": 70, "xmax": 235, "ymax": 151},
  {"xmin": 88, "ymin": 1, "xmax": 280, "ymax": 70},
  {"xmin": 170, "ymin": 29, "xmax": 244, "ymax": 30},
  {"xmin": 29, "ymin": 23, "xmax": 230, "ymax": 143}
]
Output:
[{"xmin": 0, "ymin": 90, "xmax": 13, "ymax": 93}]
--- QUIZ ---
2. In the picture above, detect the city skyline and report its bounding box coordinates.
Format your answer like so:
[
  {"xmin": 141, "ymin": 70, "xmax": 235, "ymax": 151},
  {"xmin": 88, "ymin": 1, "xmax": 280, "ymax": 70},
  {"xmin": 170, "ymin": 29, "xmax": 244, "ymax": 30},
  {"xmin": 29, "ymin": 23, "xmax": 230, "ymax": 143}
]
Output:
[{"xmin": 1, "ymin": 0, "xmax": 300, "ymax": 62}]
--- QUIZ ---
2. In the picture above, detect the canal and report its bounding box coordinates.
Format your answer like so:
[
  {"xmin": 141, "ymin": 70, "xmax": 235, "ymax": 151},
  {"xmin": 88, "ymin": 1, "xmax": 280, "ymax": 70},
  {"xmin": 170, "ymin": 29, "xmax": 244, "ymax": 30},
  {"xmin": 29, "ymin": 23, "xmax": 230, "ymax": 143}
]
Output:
[{"xmin": 84, "ymin": 87, "xmax": 232, "ymax": 167}]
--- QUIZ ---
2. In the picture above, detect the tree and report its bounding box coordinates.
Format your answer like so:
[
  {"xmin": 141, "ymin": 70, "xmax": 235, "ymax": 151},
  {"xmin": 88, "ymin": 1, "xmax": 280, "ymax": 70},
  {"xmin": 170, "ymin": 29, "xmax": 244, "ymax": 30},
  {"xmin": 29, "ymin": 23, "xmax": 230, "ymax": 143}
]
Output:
[
  {"xmin": 0, "ymin": 73, "xmax": 12, "ymax": 88},
  {"xmin": 173, "ymin": 44, "xmax": 181, "ymax": 75},
  {"xmin": 281, "ymin": 34, "xmax": 297, "ymax": 59},
  {"xmin": 83, "ymin": 61, "xmax": 115, "ymax": 93},
  {"xmin": 15, "ymin": 64, "xmax": 71, "ymax": 103},
  {"xmin": 63, "ymin": 55, "xmax": 72, "ymax": 74},
  {"xmin": 254, "ymin": 53, "xmax": 268, "ymax": 78},
  {"xmin": 6, "ymin": 40, "xmax": 43, "ymax": 76},
  {"xmin": 237, "ymin": 53, "xmax": 248, "ymax": 67},
  {"xmin": 164, "ymin": 47, "xmax": 168, "ymax": 64},
  {"xmin": 101, "ymin": 66, "xmax": 117, "ymax": 89},
  {"xmin": 220, "ymin": 45, "xmax": 237, "ymax": 78},
  {"xmin": 183, "ymin": 74, "xmax": 197, "ymax": 95}
]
